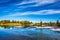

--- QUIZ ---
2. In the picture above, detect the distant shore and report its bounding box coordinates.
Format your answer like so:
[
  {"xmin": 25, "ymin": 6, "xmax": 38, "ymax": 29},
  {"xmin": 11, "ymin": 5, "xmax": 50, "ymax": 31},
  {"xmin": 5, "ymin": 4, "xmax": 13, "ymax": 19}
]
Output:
[{"xmin": 0, "ymin": 20, "xmax": 60, "ymax": 28}]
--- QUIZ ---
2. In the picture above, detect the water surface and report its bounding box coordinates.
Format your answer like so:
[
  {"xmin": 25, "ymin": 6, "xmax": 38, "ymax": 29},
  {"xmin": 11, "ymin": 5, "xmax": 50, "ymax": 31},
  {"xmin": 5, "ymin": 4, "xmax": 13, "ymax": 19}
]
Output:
[{"xmin": 0, "ymin": 27, "xmax": 60, "ymax": 40}]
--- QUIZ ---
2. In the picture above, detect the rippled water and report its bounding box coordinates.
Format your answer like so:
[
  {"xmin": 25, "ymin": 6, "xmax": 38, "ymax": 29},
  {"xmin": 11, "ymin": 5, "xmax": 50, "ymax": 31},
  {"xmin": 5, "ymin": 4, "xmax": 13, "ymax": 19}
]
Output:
[{"xmin": 0, "ymin": 27, "xmax": 60, "ymax": 40}]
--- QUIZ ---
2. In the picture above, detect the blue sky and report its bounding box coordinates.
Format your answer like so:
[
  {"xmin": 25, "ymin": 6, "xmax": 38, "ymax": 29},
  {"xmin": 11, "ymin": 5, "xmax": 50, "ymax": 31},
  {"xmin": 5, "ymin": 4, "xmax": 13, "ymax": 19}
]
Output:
[{"xmin": 0, "ymin": 0, "xmax": 60, "ymax": 22}]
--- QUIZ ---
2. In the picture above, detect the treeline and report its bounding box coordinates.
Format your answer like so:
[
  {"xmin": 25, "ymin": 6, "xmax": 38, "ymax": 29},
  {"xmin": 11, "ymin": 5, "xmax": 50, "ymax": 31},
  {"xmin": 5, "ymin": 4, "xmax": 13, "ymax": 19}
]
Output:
[
  {"xmin": 0, "ymin": 20, "xmax": 32, "ymax": 28},
  {"xmin": 34, "ymin": 20, "xmax": 60, "ymax": 27},
  {"xmin": 0, "ymin": 20, "xmax": 60, "ymax": 28}
]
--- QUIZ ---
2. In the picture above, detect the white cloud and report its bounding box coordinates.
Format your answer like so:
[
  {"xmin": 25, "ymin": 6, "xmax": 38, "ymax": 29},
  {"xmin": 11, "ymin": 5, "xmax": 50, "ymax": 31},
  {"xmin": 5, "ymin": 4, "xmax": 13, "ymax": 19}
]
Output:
[
  {"xmin": 17, "ymin": 0, "xmax": 55, "ymax": 8},
  {"xmin": 0, "ymin": 10, "xmax": 60, "ymax": 19},
  {"xmin": 31, "ymin": 0, "xmax": 55, "ymax": 6},
  {"xmin": 5, "ymin": 10, "xmax": 60, "ymax": 17},
  {"xmin": 17, "ymin": 1, "xmax": 33, "ymax": 5}
]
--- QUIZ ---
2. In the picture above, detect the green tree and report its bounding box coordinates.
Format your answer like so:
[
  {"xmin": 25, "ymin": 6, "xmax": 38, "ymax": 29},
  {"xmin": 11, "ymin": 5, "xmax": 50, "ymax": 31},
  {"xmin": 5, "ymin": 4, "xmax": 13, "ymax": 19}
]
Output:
[
  {"xmin": 56, "ymin": 20, "xmax": 60, "ymax": 26},
  {"xmin": 20, "ymin": 20, "xmax": 32, "ymax": 28},
  {"xmin": 40, "ymin": 21, "xmax": 43, "ymax": 27},
  {"xmin": 48, "ymin": 21, "xmax": 53, "ymax": 26}
]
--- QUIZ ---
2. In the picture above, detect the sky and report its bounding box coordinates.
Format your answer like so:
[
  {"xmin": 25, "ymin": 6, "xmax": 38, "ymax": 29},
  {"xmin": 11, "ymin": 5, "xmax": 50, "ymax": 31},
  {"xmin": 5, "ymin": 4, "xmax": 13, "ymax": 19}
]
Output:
[{"xmin": 0, "ymin": 0, "xmax": 60, "ymax": 22}]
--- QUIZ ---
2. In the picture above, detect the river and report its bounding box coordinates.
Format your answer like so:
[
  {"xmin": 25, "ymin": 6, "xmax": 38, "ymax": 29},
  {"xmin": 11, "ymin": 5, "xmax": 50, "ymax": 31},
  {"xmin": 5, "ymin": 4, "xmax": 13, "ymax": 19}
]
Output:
[{"xmin": 0, "ymin": 27, "xmax": 60, "ymax": 40}]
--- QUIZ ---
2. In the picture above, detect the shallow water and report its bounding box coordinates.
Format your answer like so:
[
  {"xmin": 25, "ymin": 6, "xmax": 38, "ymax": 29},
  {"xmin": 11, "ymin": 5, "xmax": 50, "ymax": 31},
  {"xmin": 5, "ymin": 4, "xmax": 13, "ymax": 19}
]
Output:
[{"xmin": 0, "ymin": 27, "xmax": 60, "ymax": 40}]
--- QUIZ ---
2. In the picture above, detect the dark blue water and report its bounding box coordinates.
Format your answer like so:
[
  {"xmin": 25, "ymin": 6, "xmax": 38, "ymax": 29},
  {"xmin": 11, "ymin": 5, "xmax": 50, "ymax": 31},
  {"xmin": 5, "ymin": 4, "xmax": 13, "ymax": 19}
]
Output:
[{"xmin": 0, "ymin": 27, "xmax": 60, "ymax": 40}]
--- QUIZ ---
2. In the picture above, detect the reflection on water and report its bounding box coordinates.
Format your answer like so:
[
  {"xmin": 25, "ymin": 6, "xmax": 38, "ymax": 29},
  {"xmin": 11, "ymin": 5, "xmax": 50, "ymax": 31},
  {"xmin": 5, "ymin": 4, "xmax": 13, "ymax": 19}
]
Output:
[{"xmin": 0, "ymin": 26, "xmax": 60, "ymax": 40}]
